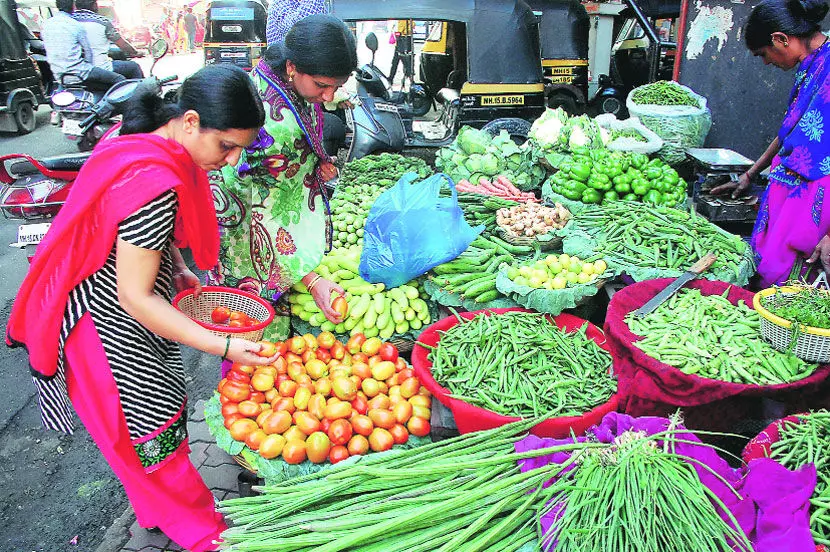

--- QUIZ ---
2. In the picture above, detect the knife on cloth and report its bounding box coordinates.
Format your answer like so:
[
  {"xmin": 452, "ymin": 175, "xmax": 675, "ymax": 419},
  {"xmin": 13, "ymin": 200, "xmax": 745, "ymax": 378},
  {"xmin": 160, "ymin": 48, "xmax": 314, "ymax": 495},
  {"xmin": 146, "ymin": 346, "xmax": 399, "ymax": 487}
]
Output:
[{"xmin": 633, "ymin": 253, "xmax": 718, "ymax": 318}]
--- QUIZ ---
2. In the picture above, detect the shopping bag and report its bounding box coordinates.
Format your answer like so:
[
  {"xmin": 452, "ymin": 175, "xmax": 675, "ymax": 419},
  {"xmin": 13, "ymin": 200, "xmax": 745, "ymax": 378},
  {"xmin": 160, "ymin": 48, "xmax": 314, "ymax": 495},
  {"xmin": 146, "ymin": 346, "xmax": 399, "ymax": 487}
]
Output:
[
  {"xmin": 389, "ymin": 32, "xmax": 397, "ymax": 45},
  {"xmin": 359, "ymin": 173, "xmax": 484, "ymax": 288}
]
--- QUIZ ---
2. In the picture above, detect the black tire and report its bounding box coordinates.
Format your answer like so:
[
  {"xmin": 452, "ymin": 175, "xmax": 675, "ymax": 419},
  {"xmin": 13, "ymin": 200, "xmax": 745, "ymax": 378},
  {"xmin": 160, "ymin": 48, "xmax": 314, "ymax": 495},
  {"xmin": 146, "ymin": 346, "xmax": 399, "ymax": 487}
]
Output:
[
  {"xmin": 599, "ymin": 95, "xmax": 627, "ymax": 118},
  {"xmin": 548, "ymin": 92, "xmax": 579, "ymax": 115},
  {"xmin": 14, "ymin": 101, "xmax": 36, "ymax": 135},
  {"xmin": 481, "ymin": 117, "xmax": 532, "ymax": 143}
]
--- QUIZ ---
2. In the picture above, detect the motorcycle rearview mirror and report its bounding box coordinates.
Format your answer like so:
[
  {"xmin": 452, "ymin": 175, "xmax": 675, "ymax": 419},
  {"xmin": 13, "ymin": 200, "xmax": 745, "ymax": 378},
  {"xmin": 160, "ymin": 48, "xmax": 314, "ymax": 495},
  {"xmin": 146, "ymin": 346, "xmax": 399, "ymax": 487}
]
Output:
[
  {"xmin": 151, "ymin": 39, "xmax": 168, "ymax": 60},
  {"xmin": 365, "ymin": 32, "xmax": 378, "ymax": 53},
  {"xmin": 52, "ymin": 91, "xmax": 77, "ymax": 107}
]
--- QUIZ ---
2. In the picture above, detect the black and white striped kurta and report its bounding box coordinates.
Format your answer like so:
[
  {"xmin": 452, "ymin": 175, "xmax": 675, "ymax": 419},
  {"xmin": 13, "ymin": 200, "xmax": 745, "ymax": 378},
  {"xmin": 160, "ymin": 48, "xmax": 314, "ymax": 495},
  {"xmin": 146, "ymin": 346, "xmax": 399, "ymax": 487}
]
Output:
[{"xmin": 33, "ymin": 191, "xmax": 188, "ymax": 463}]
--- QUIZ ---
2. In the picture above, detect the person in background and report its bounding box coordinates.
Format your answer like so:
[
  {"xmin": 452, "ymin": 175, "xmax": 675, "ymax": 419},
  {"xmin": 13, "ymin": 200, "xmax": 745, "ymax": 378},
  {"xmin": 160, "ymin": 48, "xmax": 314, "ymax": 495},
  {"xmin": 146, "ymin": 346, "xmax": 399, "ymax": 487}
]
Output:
[
  {"xmin": 42, "ymin": 0, "xmax": 125, "ymax": 91},
  {"xmin": 6, "ymin": 64, "xmax": 268, "ymax": 552},
  {"xmin": 195, "ymin": 14, "xmax": 206, "ymax": 48},
  {"xmin": 72, "ymin": 0, "xmax": 144, "ymax": 80},
  {"xmin": 210, "ymin": 15, "xmax": 357, "ymax": 352},
  {"xmin": 389, "ymin": 18, "xmax": 414, "ymax": 86},
  {"xmin": 175, "ymin": 12, "xmax": 188, "ymax": 54},
  {"xmin": 161, "ymin": 11, "xmax": 177, "ymax": 52},
  {"xmin": 713, "ymin": 0, "xmax": 830, "ymax": 286},
  {"xmin": 265, "ymin": 0, "xmax": 328, "ymax": 45},
  {"xmin": 184, "ymin": 7, "xmax": 198, "ymax": 53}
]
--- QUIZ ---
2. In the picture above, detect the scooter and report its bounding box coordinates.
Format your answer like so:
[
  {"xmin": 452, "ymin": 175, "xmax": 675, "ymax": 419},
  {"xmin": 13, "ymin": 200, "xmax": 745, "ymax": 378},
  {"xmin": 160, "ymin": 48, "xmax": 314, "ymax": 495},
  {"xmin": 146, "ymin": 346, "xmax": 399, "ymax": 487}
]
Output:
[
  {"xmin": 0, "ymin": 40, "xmax": 176, "ymax": 255},
  {"xmin": 51, "ymin": 39, "xmax": 171, "ymax": 151}
]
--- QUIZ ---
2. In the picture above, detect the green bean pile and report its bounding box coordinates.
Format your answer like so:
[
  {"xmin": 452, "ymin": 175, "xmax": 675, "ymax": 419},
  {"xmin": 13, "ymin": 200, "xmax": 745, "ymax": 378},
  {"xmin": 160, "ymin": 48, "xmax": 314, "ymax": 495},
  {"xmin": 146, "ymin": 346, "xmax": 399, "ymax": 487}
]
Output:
[
  {"xmin": 631, "ymin": 80, "xmax": 701, "ymax": 107},
  {"xmin": 427, "ymin": 311, "xmax": 616, "ymax": 417},
  {"xmin": 762, "ymin": 286, "xmax": 830, "ymax": 329},
  {"xmin": 574, "ymin": 202, "xmax": 750, "ymax": 279},
  {"xmin": 548, "ymin": 430, "xmax": 752, "ymax": 552},
  {"xmin": 626, "ymin": 289, "xmax": 817, "ymax": 385},
  {"xmin": 769, "ymin": 410, "xmax": 830, "ymax": 547}
]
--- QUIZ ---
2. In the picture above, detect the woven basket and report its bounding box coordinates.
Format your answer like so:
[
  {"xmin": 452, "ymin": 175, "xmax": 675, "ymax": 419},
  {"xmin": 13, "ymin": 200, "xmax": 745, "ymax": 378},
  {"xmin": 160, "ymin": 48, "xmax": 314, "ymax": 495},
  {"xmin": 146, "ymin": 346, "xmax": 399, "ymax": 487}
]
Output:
[
  {"xmin": 753, "ymin": 286, "xmax": 830, "ymax": 363},
  {"xmin": 173, "ymin": 286, "xmax": 275, "ymax": 342},
  {"xmin": 495, "ymin": 226, "xmax": 562, "ymax": 251}
]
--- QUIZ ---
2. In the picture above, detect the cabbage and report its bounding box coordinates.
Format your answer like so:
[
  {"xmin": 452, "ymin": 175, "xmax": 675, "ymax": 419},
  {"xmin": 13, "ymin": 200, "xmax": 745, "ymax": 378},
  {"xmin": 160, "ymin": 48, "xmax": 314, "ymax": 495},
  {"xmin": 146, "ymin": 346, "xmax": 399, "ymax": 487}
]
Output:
[
  {"xmin": 480, "ymin": 153, "xmax": 500, "ymax": 176},
  {"xmin": 530, "ymin": 108, "xmax": 569, "ymax": 146},
  {"xmin": 464, "ymin": 154, "xmax": 483, "ymax": 173},
  {"xmin": 457, "ymin": 127, "xmax": 490, "ymax": 155}
]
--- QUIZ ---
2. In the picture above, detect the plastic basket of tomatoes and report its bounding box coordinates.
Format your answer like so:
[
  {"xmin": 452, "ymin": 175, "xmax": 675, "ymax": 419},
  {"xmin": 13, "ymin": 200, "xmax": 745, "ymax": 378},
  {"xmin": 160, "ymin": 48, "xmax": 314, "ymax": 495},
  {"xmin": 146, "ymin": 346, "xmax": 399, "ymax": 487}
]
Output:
[
  {"xmin": 205, "ymin": 332, "xmax": 433, "ymax": 482},
  {"xmin": 173, "ymin": 286, "xmax": 275, "ymax": 342}
]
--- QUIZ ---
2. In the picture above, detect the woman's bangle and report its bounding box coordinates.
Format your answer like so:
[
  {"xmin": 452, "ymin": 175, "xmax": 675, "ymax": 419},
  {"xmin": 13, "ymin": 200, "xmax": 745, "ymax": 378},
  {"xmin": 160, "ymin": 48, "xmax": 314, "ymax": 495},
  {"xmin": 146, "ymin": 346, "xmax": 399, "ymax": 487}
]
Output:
[
  {"xmin": 221, "ymin": 336, "xmax": 231, "ymax": 360},
  {"xmin": 307, "ymin": 275, "xmax": 322, "ymax": 292}
]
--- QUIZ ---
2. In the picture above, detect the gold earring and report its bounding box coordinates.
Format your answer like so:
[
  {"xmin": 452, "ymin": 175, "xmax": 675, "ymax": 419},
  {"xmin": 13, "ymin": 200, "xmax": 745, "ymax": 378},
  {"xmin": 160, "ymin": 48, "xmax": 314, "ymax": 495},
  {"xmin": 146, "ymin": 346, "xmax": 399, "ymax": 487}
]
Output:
[{"xmin": 289, "ymin": 72, "xmax": 295, "ymax": 82}]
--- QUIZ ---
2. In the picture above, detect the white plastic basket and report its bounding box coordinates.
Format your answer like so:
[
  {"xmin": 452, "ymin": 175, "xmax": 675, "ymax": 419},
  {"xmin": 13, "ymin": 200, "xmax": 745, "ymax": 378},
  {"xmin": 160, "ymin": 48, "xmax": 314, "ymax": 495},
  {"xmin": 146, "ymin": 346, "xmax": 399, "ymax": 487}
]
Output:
[
  {"xmin": 173, "ymin": 286, "xmax": 275, "ymax": 342},
  {"xmin": 753, "ymin": 286, "xmax": 830, "ymax": 364}
]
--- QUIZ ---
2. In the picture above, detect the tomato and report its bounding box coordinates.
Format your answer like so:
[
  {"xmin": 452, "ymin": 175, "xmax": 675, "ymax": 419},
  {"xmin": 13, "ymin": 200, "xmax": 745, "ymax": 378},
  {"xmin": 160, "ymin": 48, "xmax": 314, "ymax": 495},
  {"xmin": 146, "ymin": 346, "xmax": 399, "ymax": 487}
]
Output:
[
  {"xmin": 395, "ymin": 357, "xmax": 408, "ymax": 372},
  {"xmin": 329, "ymin": 444, "xmax": 350, "ymax": 464},
  {"xmin": 229, "ymin": 311, "xmax": 248, "ymax": 323},
  {"xmin": 275, "ymin": 374, "xmax": 291, "ymax": 388},
  {"xmin": 226, "ymin": 369, "xmax": 251, "ymax": 384},
  {"xmin": 219, "ymin": 394, "xmax": 231, "ymax": 405},
  {"xmin": 412, "ymin": 405, "xmax": 431, "ymax": 420},
  {"xmin": 287, "ymin": 362, "xmax": 306, "ymax": 382},
  {"xmin": 251, "ymin": 372, "xmax": 275, "ymax": 392},
  {"xmin": 259, "ymin": 434, "xmax": 286, "ymax": 459},
  {"xmin": 371, "ymin": 361, "xmax": 396, "ymax": 382},
  {"xmin": 385, "ymin": 373, "xmax": 400, "ymax": 387},
  {"xmin": 249, "ymin": 390, "xmax": 267, "ymax": 404},
  {"xmin": 303, "ymin": 359, "xmax": 327, "ymax": 380},
  {"xmin": 211, "ymin": 306, "xmax": 231, "ymax": 324},
  {"xmin": 274, "ymin": 356, "xmax": 288, "ymax": 374},
  {"xmin": 377, "ymin": 342, "xmax": 399, "ymax": 363},
  {"xmin": 330, "ymin": 367, "xmax": 351, "ymax": 380},
  {"xmin": 314, "ymin": 378, "xmax": 332, "ymax": 397},
  {"xmin": 350, "ymin": 415, "xmax": 374, "ymax": 437},
  {"xmin": 221, "ymin": 381, "xmax": 251, "ymax": 403},
  {"xmin": 232, "ymin": 363, "xmax": 255, "ymax": 375},
  {"xmin": 351, "ymin": 362, "xmax": 372, "ymax": 380},
  {"xmin": 256, "ymin": 409, "xmax": 273, "ymax": 427},
  {"xmin": 330, "ymin": 341, "xmax": 346, "ymax": 361},
  {"xmin": 323, "ymin": 401, "xmax": 353, "ymax": 420},
  {"xmin": 294, "ymin": 411, "xmax": 320, "ymax": 436},
  {"xmin": 245, "ymin": 428, "xmax": 268, "ymax": 451},
  {"xmin": 388, "ymin": 394, "xmax": 405, "ymax": 408},
  {"xmin": 377, "ymin": 382, "xmax": 389, "ymax": 395},
  {"xmin": 368, "ymin": 428, "xmax": 394, "ymax": 452},
  {"xmin": 237, "ymin": 400, "xmax": 262, "ymax": 418},
  {"xmin": 389, "ymin": 423, "xmax": 410, "ymax": 445},
  {"xmin": 315, "ymin": 348, "xmax": 332, "ymax": 364},
  {"xmin": 418, "ymin": 386, "xmax": 431, "ymax": 397},
  {"xmin": 281, "ymin": 440, "xmax": 307, "ymax": 464},
  {"xmin": 305, "ymin": 431, "xmax": 332, "ymax": 464},
  {"xmin": 261, "ymin": 410, "xmax": 292, "ymax": 435},
  {"xmin": 221, "ymin": 402, "xmax": 240, "ymax": 418},
  {"xmin": 284, "ymin": 352, "xmax": 302, "ymax": 365},
  {"xmin": 388, "ymin": 385, "xmax": 401, "ymax": 399},
  {"xmin": 409, "ymin": 395, "xmax": 432, "ymax": 409},
  {"xmin": 274, "ymin": 341, "xmax": 288, "ymax": 357},
  {"xmin": 407, "ymin": 416, "xmax": 431, "ymax": 437},
  {"xmin": 320, "ymin": 417, "xmax": 333, "ymax": 434},
  {"xmin": 229, "ymin": 418, "xmax": 259, "ymax": 442},
  {"xmin": 278, "ymin": 379, "xmax": 298, "ymax": 398},
  {"xmin": 264, "ymin": 388, "xmax": 279, "ymax": 403},
  {"xmin": 350, "ymin": 395, "xmax": 369, "ymax": 415},
  {"xmin": 361, "ymin": 337, "xmax": 382, "ymax": 356},
  {"xmin": 400, "ymin": 377, "xmax": 421, "ymax": 399},
  {"xmin": 367, "ymin": 355, "xmax": 382, "ymax": 368},
  {"xmin": 293, "ymin": 386, "xmax": 312, "ymax": 411},
  {"xmin": 307, "ymin": 394, "xmax": 327, "ymax": 420},
  {"xmin": 352, "ymin": 352, "xmax": 369, "ymax": 365},
  {"xmin": 367, "ymin": 395, "xmax": 390, "ymax": 411},
  {"xmin": 327, "ymin": 418, "xmax": 353, "ymax": 446},
  {"xmin": 331, "ymin": 296, "xmax": 349, "ymax": 319},
  {"xmin": 331, "ymin": 377, "xmax": 357, "ymax": 401},
  {"xmin": 300, "ymin": 348, "xmax": 316, "ymax": 364},
  {"xmin": 272, "ymin": 397, "xmax": 296, "ymax": 415},
  {"xmin": 347, "ymin": 435, "xmax": 369, "ymax": 457},
  {"xmin": 228, "ymin": 320, "xmax": 244, "ymax": 328},
  {"xmin": 242, "ymin": 317, "xmax": 259, "ymax": 328},
  {"xmin": 347, "ymin": 333, "xmax": 366, "ymax": 355},
  {"xmin": 398, "ymin": 368, "xmax": 414, "ymax": 381},
  {"xmin": 288, "ymin": 336, "xmax": 306, "ymax": 355},
  {"xmin": 283, "ymin": 426, "xmax": 307, "ymax": 443},
  {"xmin": 368, "ymin": 408, "xmax": 396, "ymax": 430},
  {"xmin": 317, "ymin": 331, "xmax": 337, "ymax": 349},
  {"xmin": 295, "ymin": 374, "xmax": 313, "ymax": 388},
  {"xmin": 223, "ymin": 413, "xmax": 244, "ymax": 430},
  {"xmin": 392, "ymin": 401, "xmax": 413, "ymax": 424}
]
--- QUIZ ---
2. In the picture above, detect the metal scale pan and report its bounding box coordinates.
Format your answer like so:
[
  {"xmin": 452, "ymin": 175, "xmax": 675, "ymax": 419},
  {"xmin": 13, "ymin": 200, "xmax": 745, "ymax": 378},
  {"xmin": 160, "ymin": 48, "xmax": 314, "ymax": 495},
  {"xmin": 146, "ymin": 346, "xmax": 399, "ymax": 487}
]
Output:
[{"xmin": 686, "ymin": 148, "xmax": 762, "ymax": 224}]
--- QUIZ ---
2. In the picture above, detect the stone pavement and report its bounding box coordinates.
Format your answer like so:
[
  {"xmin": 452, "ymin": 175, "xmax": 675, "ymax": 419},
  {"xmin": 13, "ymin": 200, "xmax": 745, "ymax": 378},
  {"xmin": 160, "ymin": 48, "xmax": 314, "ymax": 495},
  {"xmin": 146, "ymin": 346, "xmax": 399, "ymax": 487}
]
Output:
[{"xmin": 95, "ymin": 399, "xmax": 242, "ymax": 552}]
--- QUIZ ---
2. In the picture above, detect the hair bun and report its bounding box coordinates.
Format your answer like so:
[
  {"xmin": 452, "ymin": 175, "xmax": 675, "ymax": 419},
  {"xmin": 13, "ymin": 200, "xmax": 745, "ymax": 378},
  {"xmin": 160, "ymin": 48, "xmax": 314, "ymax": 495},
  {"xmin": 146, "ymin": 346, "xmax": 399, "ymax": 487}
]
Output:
[{"xmin": 797, "ymin": 0, "xmax": 830, "ymax": 23}]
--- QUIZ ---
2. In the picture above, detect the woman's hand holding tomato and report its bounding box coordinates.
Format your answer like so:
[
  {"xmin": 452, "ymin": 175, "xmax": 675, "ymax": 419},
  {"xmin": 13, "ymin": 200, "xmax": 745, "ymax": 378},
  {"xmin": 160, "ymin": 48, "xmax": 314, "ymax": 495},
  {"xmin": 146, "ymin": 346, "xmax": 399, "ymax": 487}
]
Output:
[
  {"xmin": 224, "ymin": 338, "xmax": 280, "ymax": 366},
  {"xmin": 309, "ymin": 278, "xmax": 346, "ymax": 324}
]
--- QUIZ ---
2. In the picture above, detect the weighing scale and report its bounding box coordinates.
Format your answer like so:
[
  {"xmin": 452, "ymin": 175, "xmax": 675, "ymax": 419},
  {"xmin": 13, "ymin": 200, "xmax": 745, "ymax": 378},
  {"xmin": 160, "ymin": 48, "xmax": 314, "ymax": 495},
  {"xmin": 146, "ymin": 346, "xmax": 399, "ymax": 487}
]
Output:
[{"xmin": 686, "ymin": 148, "xmax": 764, "ymax": 225}]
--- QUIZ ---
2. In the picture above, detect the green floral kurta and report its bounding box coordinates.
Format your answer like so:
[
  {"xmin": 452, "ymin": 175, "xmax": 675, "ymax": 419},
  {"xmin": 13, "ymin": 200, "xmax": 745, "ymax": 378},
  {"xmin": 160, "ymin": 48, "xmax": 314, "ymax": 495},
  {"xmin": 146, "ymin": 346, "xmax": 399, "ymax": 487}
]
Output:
[{"xmin": 209, "ymin": 66, "xmax": 328, "ymax": 340}]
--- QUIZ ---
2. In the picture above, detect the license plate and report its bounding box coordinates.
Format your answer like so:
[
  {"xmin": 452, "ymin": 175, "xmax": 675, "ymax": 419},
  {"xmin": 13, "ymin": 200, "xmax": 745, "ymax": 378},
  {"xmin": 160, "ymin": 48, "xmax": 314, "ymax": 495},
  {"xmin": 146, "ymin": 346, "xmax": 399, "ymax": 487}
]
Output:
[
  {"xmin": 13, "ymin": 222, "xmax": 51, "ymax": 248},
  {"xmin": 62, "ymin": 118, "xmax": 84, "ymax": 136},
  {"xmin": 220, "ymin": 52, "xmax": 247, "ymax": 59},
  {"xmin": 480, "ymin": 95, "xmax": 525, "ymax": 107}
]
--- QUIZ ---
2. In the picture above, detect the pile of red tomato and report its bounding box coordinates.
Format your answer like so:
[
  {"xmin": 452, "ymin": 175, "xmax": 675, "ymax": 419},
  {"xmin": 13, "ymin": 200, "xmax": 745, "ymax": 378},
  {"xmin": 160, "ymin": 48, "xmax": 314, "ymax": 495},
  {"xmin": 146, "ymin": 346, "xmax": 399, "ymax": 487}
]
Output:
[
  {"xmin": 218, "ymin": 332, "xmax": 432, "ymax": 465},
  {"xmin": 211, "ymin": 306, "xmax": 261, "ymax": 328}
]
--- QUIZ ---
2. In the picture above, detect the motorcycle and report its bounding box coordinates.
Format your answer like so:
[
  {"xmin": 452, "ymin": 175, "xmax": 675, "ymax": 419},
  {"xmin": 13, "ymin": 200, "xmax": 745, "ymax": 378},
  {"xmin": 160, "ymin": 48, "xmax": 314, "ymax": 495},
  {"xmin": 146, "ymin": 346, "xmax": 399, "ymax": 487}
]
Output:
[
  {"xmin": 50, "ymin": 39, "xmax": 171, "ymax": 151},
  {"xmin": 0, "ymin": 40, "xmax": 176, "ymax": 255}
]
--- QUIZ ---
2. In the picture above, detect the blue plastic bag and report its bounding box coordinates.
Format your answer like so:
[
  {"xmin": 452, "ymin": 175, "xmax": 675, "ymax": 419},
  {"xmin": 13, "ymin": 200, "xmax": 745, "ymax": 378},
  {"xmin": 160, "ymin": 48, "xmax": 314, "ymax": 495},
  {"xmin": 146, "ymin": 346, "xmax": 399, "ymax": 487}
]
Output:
[{"xmin": 359, "ymin": 173, "xmax": 483, "ymax": 288}]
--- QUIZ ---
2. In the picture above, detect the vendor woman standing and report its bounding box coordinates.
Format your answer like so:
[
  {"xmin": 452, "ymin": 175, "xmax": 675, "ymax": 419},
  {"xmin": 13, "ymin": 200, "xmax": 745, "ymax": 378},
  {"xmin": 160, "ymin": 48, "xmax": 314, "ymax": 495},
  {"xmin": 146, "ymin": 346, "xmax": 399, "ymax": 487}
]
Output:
[{"xmin": 714, "ymin": 0, "xmax": 830, "ymax": 286}]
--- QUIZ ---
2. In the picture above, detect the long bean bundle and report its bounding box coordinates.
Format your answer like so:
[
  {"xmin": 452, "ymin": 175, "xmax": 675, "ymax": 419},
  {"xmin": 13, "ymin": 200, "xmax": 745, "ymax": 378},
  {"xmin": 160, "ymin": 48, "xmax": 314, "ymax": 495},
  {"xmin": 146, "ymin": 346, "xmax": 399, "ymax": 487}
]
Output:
[
  {"xmin": 427, "ymin": 311, "xmax": 616, "ymax": 417},
  {"xmin": 626, "ymin": 289, "xmax": 817, "ymax": 385},
  {"xmin": 769, "ymin": 410, "xmax": 830, "ymax": 546},
  {"xmin": 547, "ymin": 429, "xmax": 752, "ymax": 552},
  {"xmin": 218, "ymin": 420, "xmax": 601, "ymax": 552},
  {"xmin": 631, "ymin": 81, "xmax": 701, "ymax": 106},
  {"xmin": 570, "ymin": 202, "xmax": 750, "ymax": 282}
]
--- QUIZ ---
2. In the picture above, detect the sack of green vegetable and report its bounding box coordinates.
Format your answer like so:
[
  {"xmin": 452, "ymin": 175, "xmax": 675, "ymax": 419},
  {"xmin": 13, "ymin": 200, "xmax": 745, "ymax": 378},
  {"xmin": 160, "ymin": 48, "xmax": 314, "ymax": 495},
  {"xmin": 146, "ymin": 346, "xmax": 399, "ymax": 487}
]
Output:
[
  {"xmin": 411, "ymin": 308, "xmax": 618, "ymax": 437},
  {"xmin": 743, "ymin": 412, "xmax": 830, "ymax": 551},
  {"xmin": 594, "ymin": 113, "xmax": 664, "ymax": 155},
  {"xmin": 604, "ymin": 279, "xmax": 830, "ymax": 433},
  {"xmin": 626, "ymin": 81, "xmax": 712, "ymax": 165}
]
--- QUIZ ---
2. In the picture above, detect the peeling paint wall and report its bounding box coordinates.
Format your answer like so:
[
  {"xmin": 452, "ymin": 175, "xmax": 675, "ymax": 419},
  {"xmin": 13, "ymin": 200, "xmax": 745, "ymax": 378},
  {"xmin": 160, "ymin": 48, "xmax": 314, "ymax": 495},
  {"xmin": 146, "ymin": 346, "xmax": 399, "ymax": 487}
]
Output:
[{"xmin": 677, "ymin": 0, "xmax": 826, "ymax": 158}]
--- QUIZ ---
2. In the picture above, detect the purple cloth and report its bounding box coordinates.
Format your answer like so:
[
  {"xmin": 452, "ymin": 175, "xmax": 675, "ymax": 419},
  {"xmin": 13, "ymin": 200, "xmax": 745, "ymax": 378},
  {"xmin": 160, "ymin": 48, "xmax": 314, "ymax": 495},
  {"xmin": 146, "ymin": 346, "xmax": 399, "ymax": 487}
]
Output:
[
  {"xmin": 515, "ymin": 411, "xmax": 816, "ymax": 551},
  {"xmin": 220, "ymin": 359, "xmax": 233, "ymax": 379}
]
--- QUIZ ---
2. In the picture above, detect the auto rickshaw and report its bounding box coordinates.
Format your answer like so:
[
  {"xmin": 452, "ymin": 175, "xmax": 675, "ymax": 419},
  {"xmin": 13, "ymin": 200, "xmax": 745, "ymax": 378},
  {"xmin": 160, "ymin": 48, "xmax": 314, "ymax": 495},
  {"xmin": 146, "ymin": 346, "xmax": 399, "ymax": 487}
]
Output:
[
  {"xmin": 203, "ymin": 0, "xmax": 267, "ymax": 72},
  {"xmin": 332, "ymin": 0, "xmax": 547, "ymax": 148},
  {"xmin": 0, "ymin": 0, "xmax": 46, "ymax": 134}
]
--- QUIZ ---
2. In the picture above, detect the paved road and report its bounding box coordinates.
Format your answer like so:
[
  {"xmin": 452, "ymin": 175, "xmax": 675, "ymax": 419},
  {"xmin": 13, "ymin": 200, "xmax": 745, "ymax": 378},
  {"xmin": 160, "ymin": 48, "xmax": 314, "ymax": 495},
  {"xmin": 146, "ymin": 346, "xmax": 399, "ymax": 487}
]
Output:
[{"xmin": 0, "ymin": 52, "xmax": 208, "ymax": 552}]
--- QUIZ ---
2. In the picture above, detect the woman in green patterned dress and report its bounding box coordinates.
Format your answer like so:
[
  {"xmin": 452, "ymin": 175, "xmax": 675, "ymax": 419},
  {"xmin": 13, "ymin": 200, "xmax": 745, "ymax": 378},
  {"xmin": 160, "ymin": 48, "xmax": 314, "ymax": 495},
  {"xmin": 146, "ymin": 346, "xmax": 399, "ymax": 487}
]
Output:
[{"xmin": 209, "ymin": 15, "xmax": 357, "ymax": 341}]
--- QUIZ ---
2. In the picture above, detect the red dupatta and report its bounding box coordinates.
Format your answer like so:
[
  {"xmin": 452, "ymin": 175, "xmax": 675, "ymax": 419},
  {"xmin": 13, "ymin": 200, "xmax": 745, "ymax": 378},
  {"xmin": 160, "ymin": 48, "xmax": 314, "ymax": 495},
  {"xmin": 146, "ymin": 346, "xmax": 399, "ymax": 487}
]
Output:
[{"xmin": 7, "ymin": 134, "xmax": 219, "ymax": 378}]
